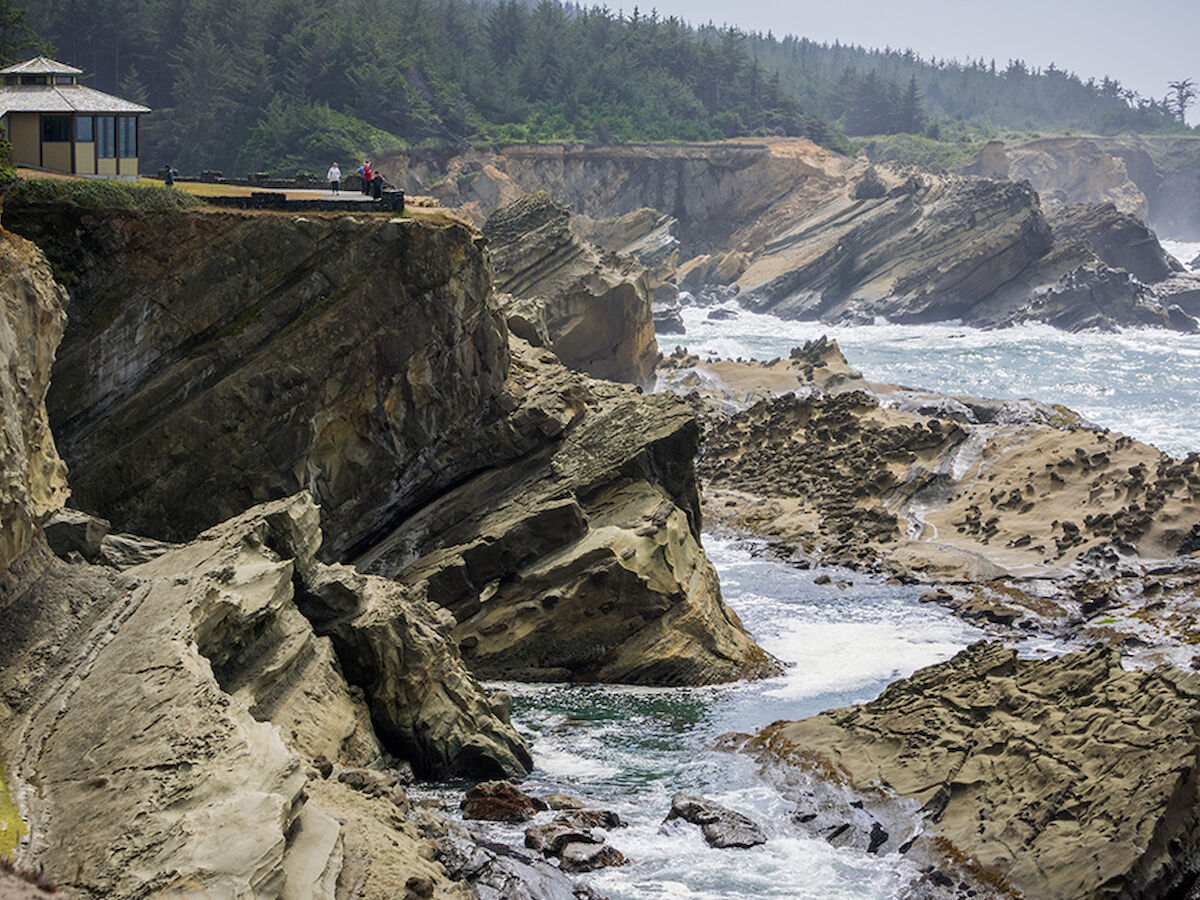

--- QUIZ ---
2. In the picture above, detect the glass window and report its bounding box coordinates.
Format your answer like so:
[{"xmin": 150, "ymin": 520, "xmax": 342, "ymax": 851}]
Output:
[
  {"xmin": 97, "ymin": 117, "xmax": 115, "ymax": 157},
  {"xmin": 42, "ymin": 115, "xmax": 71, "ymax": 142},
  {"xmin": 75, "ymin": 116, "xmax": 93, "ymax": 143},
  {"xmin": 20, "ymin": 75, "xmax": 47, "ymax": 85},
  {"xmin": 55, "ymin": 75, "xmax": 75, "ymax": 85},
  {"xmin": 118, "ymin": 116, "xmax": 137, "ymax": 157}
]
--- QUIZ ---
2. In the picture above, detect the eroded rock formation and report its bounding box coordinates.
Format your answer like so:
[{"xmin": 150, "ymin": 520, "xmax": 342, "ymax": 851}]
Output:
[
  {"xmin": 5, "ymin": 198, "xmax": 769, "ymax": 686},
  {"xmin": 0, "ymin": 230, "xmax": 68, "ymax": 583},
  {"xmin": 747, "ymin": 642, "xmax": 1200, "ymax": 900},
  {"xmin": 1, "ymin": 492, "xmax": 532, "ymax": 896},
  {"xmin": 484, "ymin": 192, "xmax": 658, "ymax": 385},
  {"xmin": 413, "ymin": 139, "xmax": 1200, "ymax": 332}
]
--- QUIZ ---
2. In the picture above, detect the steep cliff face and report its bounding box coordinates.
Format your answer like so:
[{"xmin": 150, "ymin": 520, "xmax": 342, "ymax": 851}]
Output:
[
  {"xmin": 1004, "ymin": 136, "xmax": 1151, "ymax": 219},
  {"xmin": 4, "ymin": 203, "xmax": 507, "ymax": 557},
  {"xmin": 0, "ymin": 229, "xmax": 69, "ymax": 582},
  {"xmin": 483, "ymin": 192, "xmax": 658, "ymax": 386},
  {"xmin": 5, "ymin": 198, "xmax": 771, "ymax": 687},
  {"xmin": 994, "ymin": 135, "xmax": 1200, "ymax": 240},
  {"xmin": 417, "ymin": 139, "xmax": 1198, "ymax": 331}
]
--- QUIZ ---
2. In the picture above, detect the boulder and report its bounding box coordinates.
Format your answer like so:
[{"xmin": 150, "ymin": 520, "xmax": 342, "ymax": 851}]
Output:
[
  {"xmin": 42, "ymin": 508, "xmax": 109, "ymax": 563},
  {"xmin": 461, "ymin": 781, "xmax": 547, "ymax": 823},
  {"xmin": 749, "ymin": 642, "xmax": 1200, "ymax": 899},
  {"xmin": 662, "ymin": 792, "xmax": 767, "ymax": 849},
  {"xmin": 437, "ymin": 827, "xmax": 598, "ymax": 900},
  {"xmin": 558, "ymin": 842, "xmax": 627, "ymax": 874}
]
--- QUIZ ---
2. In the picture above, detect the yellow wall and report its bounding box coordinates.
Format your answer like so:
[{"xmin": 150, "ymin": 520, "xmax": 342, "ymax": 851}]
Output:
[
  {"xmin": 8, "ymin": 114, "xmax": 38, "ymax": 166},
  {"xmin": 42, "ymin": 142, "xmax": 71, "ymax": 173},
  {"xmin": 118, "ymin": 157, "xmax": 138, "ymax": 176},
  {"xmin": 75, "ymin": 142, "xmax": 95, "ymax": 175},
  {"xmin": 97, "ymin": 157, "xmax": 116, "ymax": 176}
]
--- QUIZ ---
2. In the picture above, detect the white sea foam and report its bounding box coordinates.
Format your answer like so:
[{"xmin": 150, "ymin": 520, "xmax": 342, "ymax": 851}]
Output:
[
  {"xmin": 1163, "ymin": 239, "xmax": 1200, "ymax": 270},
  {"xmin": 669, "ymin": 306, "xmax": 1200, "ymax": 456}
]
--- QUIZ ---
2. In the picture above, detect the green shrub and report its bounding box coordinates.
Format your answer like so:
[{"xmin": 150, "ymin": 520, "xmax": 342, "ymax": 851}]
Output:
[{"xmin": 7, "ymin": 178, "xmax": 201, "ymax": 211}]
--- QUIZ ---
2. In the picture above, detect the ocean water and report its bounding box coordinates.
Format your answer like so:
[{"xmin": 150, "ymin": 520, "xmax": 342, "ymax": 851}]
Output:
[
  {"xmin": 664, "ymin": 240, "xmax": 1200, "ymax": 458},
  {"xmin": 475, "ymin": 539, "xmax": 1066, "ymax": 899},
  {"xmin": 450, "ymin": 248, "xmax": 1197, "ymax": 896}
]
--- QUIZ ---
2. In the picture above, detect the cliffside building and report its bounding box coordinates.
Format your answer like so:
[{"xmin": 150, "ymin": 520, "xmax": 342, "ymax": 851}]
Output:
[{"xmin": 0, "ymin": 56, "xmax": 149, "ymax": 177}]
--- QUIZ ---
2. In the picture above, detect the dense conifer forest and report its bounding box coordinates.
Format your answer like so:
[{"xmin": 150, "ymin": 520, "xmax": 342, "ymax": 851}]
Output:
[{"xmin": 17, "ymin": 0, "xmax": 1195, "ymax": 175}]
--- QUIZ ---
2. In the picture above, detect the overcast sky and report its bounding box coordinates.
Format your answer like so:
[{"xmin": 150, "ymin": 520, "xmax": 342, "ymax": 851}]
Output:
[{"xmin": 638, "ymin": 0, "xmax": 1200, "ymax": 124}]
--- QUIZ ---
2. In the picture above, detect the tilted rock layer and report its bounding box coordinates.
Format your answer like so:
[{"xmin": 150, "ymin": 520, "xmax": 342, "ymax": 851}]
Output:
[
  {"xmin": 3, "ymin": 202, "xmax": 507, "ymax": 558},
  {"xmin": 0, "ymin": 494, "xmax": 528, "ymax": 897},
  {"xmin": 4, "ymin": 200, "xmax": 771, "ymax": 686},
  {"xmin": 484, "ymin": 192, "xmax": 658, "ymax": 386},
  {"xmin": 751, "ymin": 642, "xmax": 1200, "ymax": 900},
  {"xmin": 0, "ymin": 228, "xmax": 68, "ymax": 579},
  {"xmin": 412, "ymin": 139, "xmax": 1199, "ymax": 331}
]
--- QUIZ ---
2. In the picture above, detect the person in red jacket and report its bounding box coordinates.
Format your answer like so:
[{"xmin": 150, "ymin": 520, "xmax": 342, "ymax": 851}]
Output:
[{"xmin": 360, "ymin": 160, "xmax": 373, "ymax": 195}]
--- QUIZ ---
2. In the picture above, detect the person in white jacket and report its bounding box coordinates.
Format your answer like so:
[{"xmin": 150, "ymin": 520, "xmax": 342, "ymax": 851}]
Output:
[{"xmin": 327, "ymin": 162, "xmax": 341, "ymax": 194}]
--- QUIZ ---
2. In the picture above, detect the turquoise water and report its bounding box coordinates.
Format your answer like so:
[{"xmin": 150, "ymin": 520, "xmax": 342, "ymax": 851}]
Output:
[
  {"xmin": 461, "ymin": 272, "xmax": 1198, "ymax": 895},
  {"xmin": 479, "ymin": 538, "xmax": 1064, "ymax": 899}
]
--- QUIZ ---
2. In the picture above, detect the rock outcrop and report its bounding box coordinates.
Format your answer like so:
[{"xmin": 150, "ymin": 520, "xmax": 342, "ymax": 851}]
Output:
[
  {"xmin": 1003, "ymin": 136, "xmax": 1151, "ymax": 219},
  {"xmin": 0, "ymin": 229, "xmax": 69, "ymax": 582},
  {"xmin": 1047, "ymin": 201, "xmax": 1183, "ymax": 283},
  {"xmin": 0, "ymin": 492, "xmax": 532, "ymax": 897},
  {"xmin": 998, "ymin": 135, "xmax": 1200, "ymax": 240},
  {"xmin": 358, "ymin": 338, "xmax": 779, "ymax": 685},
  {"xmin": 680, "ymin": 340, "xmax": 1200, "ymax": 583},
  {"xmin": 5, "ymin": 199, "xmax": 770, "ymax": 686},
  {"xmin": 748, "ymin": 642, "xmax": 1200, "ymax": 900},
  {"xmin": 416, "ymin": 139, "xmax": 1199, "ymax": 332},
  {"xmin": 484, "ymin": 192, "xmax": 658, "ymax": 385},
  {"xmin": 3, "ymin": 202, "xmax": 507, "ymax": 558}
]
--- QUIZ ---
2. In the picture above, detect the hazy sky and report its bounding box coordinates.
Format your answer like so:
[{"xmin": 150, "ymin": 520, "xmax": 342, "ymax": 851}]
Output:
[{"xmin": 639, "ymin": 0, "xmax": 1200, "ymax": 124}]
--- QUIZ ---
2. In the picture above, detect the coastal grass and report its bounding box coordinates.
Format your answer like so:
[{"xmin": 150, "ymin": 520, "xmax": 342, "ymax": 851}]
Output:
[
  {"xmin": 8, "ymin": 177, "xmax": 201, "ymax": 212},
  {"xmin": 0, "ymin": 760, "xmax": 26, "ymax": 858},
  {"xmin": 858, "ymin": 134, "xmax": 987, "ymax": 172}
]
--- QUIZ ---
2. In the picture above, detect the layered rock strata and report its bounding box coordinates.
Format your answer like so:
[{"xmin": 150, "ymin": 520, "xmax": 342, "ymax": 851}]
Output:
[
  {"xmin": 484, "ymin": 192, "xmax": 657, "ymax": 385},
  {"xmin": 358, "ymin": 338, "xmax": 778, "ymax": 685},
  {"xmin": 5, "ymin": 200, "xmax": 770, "ymax": 686},
  {"xmin": 2, "ymin": 202, "xmax": 507, "ymax": 557},
  {"xmin": 411, "ymin": 139, "xmax": 1200, "ymax": 331},
  {"xmin": 0, "ymin": 229, "xmax": 68, "ymax": 582},
  {"xmin": 0, "ymin": 492, "xmax": 532, "ymax": 897},
  {"xmin": 747, "ymin": 642, "xmax": 1200, "ymax": 900}
]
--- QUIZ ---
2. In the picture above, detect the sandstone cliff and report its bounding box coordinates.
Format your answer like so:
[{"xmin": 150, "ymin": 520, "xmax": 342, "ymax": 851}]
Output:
[
  {"xmin": 411, "ymin": 139, "xmax": 1199, "ymax": 332},
  {"xmin": 748, "ymin": 642, "xmax": 1200, "ymax": 900},
  {"xmin": 483, "ymin": 192, "xmax": 658, "ymax": 386},
  {"xmin": 0, "ymin": 230, "xmax": 68, "ymax": 583},
  {"xmin": 981, "ymin": 135, "xmax": 1200, "ymax": 241},
  {"xmin": 4, "ymin": 198, "xmax": 771, "ymax": 686}
]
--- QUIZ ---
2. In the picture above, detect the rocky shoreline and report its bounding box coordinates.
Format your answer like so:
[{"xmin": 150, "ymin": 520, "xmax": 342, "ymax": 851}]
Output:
[{"xmin": 3, "ymin": 136, "xmax": 1200, "ymax": 899}]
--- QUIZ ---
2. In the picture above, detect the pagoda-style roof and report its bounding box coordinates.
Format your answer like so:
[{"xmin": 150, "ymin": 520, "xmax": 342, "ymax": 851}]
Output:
[
  {"xmin": 0, "ymin": 84, "xmax": 149, "ymax": 116},
  {"xmin": 0, "ymin": 56, "xmax": 149, "ymax": 116},
  {"xmin": 0, "ymin": 56, "xmax": 83, "ymax": 75}
]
